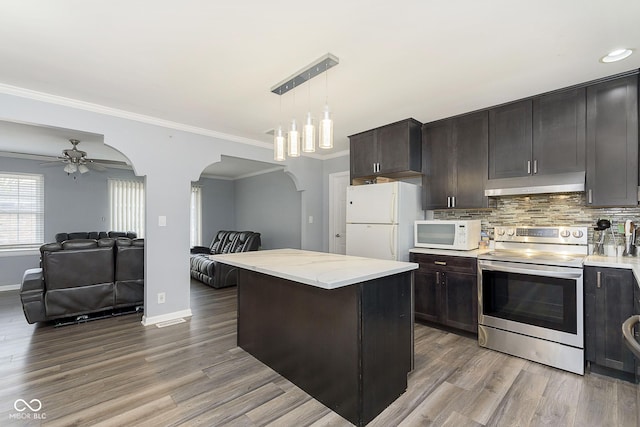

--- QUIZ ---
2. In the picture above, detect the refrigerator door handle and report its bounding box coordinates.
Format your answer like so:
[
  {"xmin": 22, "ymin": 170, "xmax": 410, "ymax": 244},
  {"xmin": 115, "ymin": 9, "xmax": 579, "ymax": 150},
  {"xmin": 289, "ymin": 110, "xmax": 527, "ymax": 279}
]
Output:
[
  {"xmin": 390, "ymin": 226, "xmax": 397, "ymax": 259},
  {"xmin": 390, "ymin": 192, "xmax": 397, "ymax": 223}
]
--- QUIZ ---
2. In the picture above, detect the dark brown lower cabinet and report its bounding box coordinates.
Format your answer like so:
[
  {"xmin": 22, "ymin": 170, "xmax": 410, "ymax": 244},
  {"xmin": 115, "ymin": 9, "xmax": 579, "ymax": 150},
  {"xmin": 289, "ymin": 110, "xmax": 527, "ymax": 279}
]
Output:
[
  {"xmin": 585, "ymin": 266, "xmax": 636, "ymax": 375},
  {"xmin": 410, "ymin": 253, "xmax": 478, "ymax": 333}
]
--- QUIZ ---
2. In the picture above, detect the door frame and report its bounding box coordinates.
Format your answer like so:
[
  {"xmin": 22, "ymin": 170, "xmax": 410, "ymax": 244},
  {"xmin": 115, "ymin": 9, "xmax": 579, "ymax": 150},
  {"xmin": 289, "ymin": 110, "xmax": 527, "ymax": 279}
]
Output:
[{"xmin": 329, "ymin": 171, "xmax": 350, "ymax": 254}]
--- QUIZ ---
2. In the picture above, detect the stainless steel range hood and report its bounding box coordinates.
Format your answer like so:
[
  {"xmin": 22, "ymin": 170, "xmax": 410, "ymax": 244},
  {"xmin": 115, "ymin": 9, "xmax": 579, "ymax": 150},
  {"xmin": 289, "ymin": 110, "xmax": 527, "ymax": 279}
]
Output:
[{"xmin": 484, "ymin": 171, "xmax": 585, "ymax": 196}]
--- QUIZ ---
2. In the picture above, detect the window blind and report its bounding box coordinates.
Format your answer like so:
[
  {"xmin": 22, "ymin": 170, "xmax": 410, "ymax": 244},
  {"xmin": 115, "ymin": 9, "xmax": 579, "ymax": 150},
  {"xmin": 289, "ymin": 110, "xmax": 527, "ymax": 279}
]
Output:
[
  {"xmin": 108, "ymin": 179, "xmax": 145, "ymax": 237},
  {"xmin": 190, "ymin": 185, "xmax": 202, "ymax": 247},
  {"xmin": 0, "ymin": 172, "xmax": 44, "ymax": 248}
]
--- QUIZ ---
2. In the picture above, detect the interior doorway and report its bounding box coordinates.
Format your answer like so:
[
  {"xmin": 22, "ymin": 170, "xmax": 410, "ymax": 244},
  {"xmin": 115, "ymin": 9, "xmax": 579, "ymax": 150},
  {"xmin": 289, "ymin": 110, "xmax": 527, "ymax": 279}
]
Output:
[{"xmin": 329, "ymin": 171, "xmax": 350, "ymax": 254}]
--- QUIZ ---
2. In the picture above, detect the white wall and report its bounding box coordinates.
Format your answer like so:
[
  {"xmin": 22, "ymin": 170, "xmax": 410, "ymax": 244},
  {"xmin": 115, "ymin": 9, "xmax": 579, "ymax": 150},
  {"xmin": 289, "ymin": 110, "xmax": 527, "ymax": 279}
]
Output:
[{"xmin": 0, "ymin": 91, "xmax": 325, "ymax": 324}]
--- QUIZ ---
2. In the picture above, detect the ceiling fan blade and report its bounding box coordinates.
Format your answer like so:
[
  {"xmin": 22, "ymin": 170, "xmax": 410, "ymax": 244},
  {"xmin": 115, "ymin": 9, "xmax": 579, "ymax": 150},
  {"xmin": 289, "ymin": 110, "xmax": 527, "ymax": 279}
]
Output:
[
  {"xmin": 86, "ymin": 158, "xmax": 128, "ymax": 166},
  {"xmin": 39, "ymin": 161, "xmax": 64, "ymax": 167},
  {"xmin": 87, "ymin": 162, "xmax": 107, "ymax": 172}
]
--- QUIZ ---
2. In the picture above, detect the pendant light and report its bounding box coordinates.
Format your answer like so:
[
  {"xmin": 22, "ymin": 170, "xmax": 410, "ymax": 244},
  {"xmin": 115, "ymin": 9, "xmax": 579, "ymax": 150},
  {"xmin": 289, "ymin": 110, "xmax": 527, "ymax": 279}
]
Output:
[
  {"xmin": 274, "ymin": 88, "xmax": 286, "ymax": 161},
  {"xmin": 270, "ymin": 53, "xmax": 339, "ymax": 156},
  {"xmin": 288, "ymin": 82, "xmax": 301, "ymax": 157},
  {"xmin": 318, "ymin": 64, "xmax": 334, "ymax": 149},
  {"xmin": 302, "ymin": 72, "xmax": 316, "ymax": 153}
]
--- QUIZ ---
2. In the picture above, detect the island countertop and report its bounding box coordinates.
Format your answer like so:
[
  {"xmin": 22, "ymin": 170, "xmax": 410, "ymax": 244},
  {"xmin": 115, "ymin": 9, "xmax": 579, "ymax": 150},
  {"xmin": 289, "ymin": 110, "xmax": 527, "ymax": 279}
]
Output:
[{"xmin": 210, "ymin": 248, "xmax": 418, "ymax": 290}]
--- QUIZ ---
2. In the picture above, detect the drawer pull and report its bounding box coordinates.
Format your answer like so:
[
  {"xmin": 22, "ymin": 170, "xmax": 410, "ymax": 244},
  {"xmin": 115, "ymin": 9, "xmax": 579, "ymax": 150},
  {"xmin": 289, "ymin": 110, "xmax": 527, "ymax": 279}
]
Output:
[
  {"xmin": 434, "ymin": 261, "xmax": 447, "ymax": 266},
  {"xmin": 596, "ymin": 271, "xmax": 601, "ymax": 289}
]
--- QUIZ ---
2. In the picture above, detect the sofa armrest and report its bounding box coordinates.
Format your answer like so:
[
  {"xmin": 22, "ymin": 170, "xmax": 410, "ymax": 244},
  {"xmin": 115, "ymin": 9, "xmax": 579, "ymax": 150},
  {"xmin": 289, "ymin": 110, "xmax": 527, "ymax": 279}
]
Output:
[
  {"xmin": 21, "ymin": 268, "xmax": 44, "ymax": 293},
  {"xmin": 20, "ymin": 268, "xmax": 46, "ymax": 324},
  {"xmin": 190, "ymin": 246, "xmax": 211, "ymax": 255}
]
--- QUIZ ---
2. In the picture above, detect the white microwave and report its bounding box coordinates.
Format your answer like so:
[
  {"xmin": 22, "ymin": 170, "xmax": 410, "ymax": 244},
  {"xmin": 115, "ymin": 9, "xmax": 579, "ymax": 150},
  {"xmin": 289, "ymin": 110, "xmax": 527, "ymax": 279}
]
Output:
[{"xmin": 414, "ymin": 220, "xmax": 482, "ymax": 250}]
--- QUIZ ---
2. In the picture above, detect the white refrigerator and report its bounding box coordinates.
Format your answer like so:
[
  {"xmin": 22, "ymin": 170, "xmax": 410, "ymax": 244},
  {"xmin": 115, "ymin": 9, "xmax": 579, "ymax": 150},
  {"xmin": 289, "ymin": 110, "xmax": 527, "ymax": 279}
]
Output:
[{"xmin": 346, "ymin": 181, "xmax": 423, "ymax": 261}]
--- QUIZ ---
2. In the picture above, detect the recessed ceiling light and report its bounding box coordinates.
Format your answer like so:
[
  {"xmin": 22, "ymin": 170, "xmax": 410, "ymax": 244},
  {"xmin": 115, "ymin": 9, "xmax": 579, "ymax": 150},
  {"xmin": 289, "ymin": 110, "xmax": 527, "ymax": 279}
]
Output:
[{"xmin": 601, "ymin": 48, "xmax": 633, "ymax": 63}]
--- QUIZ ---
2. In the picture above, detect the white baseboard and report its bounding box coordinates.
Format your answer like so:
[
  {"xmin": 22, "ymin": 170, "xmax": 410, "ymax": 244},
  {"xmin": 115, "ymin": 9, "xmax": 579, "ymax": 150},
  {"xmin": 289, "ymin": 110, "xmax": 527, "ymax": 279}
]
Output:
[
  {"xmin": 0, "ymin": 284, "xmax": 20, "ymax": 292},
  {"xmin": 141, "ymin": 309, "xmax": 193, "ymax": 326}
]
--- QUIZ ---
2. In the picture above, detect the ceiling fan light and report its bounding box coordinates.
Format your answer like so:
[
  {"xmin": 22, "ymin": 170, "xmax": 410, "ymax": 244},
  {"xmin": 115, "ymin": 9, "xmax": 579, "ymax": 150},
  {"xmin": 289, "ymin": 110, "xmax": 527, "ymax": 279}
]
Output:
[
  {"xmin": 318, "ymin": 105, "xmax": 333, "ymax": 150},
  {"xmin": 64, "ymin": 163, "xmax": 77, "ymax": 174},
  {"xmin": 302, "ymin": 112, "xmax": 315, "ymax": 153},
  {"xmin": 78, "ymin": 164, "xmax": 89, "ymax": 174}
]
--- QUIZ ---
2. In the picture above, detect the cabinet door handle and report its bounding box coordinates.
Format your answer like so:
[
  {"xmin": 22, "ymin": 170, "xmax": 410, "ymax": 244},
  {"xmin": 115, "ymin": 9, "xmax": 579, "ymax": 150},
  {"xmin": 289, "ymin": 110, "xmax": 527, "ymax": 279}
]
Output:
[
  {"xmin": 436, "ymin": 271, "xmax": 440, "ymax": 285},
  {"xmin": 588, "ymin": 189, "xmax": 593, "ymax": 204},
  {"xmin": 597, "ymin": 271, "xmax": 601, "ymax": 289},
  {"xmin": 446, "ymin": 196, "xmax": 450, "ymax": 208},
  {"xmin": 377, "ymin": 162, "xmax": 381, "ymax": 173},
  {"xmin": 527, "ymin": 160, "xmax": 531, "ymax": 174},
  {"xmin": 451, "ymin": 196, "xmax": 456, "ymax": 208},
  {"xmin": 533, "ymin": 160, "xmax": 538, "ymax": 174},
  {"xmin": 434, "ymin": 261, "xmax": 447, "ymax": 266}
]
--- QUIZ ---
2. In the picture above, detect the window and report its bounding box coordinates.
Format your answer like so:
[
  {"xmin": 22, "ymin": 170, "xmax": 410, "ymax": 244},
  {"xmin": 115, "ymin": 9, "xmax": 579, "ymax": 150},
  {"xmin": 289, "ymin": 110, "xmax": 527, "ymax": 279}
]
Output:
[
  {"xmin": 190, "ymin": 185, "xmax": 202, "ymax": 247},
  {"xmin": 108, "ymin": 179, "xmax": 145, "ymax": 237},
  {"xmin": 0, "ymin": 172, "xmax": 44, "ymax": 248}
]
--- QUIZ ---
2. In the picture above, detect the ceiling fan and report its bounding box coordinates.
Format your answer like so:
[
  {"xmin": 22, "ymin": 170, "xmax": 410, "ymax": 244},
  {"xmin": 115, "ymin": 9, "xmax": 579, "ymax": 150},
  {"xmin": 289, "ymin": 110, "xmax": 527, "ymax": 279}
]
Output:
[{"xmin": 42, "ymin": 139, "xmax": 126, "ymax": 174}]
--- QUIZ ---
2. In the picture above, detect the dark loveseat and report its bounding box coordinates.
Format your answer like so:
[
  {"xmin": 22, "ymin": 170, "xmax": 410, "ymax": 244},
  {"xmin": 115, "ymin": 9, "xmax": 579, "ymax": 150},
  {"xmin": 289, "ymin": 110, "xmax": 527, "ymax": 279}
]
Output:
[
  {"xmin": 190, "ymin": 230, "xmax": 261, "ymax": 288},
  {"xmin": 19, "ymin": 237, "xmax": 144, "ymax": 324}
]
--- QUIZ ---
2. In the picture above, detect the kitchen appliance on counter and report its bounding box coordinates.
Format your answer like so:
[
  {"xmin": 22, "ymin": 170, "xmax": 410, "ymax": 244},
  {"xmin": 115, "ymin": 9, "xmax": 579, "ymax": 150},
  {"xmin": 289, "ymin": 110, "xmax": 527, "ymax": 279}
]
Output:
[
  {"xmin": 414, "ymin": 219, "xmax": 482, "ymax": 250},
  {"xmin": 624, "ymin": 220, "xmax": 637, "ymax": 256},
  {"xmin": 592, "ymin": 219, "xmax": 613, "ymax": 255},
  {"xmin": 477, "ymin": 225, "xmax": 588, "ymax": 375},
  {"xmin": 346, "ymin": 181, "xmax": 422, "ymax": 261}
]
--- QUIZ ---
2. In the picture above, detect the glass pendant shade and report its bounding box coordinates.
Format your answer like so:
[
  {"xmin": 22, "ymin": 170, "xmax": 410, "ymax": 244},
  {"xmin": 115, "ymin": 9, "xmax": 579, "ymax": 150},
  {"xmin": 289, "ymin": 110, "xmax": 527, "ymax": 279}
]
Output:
[
  {"xmin": 274, "ymin": 126, "xmax": 286, "ymax": 161},
  {"xmin": 78, "ymin": 164, "xmax": 89, "ymax": 174},
  {"xmin": 302, "ymin": 112, "xmax": 316, "ymax": 153},
  {"xmin": 288, "ymin": 119, "xmax": 300, "ymax": 157},
  {"xmin": 318, "ymin": 105, "xmax": 333, "ymax": 149},
  {"xmin": 64, "ymin": 163, "xmax": 77, "ymax": 174}
]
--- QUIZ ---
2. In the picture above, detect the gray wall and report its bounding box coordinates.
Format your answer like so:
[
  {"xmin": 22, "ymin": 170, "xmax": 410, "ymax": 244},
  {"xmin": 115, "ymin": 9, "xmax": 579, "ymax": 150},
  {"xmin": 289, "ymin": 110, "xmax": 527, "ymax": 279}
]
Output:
[
  {"xmin": 195, "ymin": 177, "xmax": 235, "ymax": 246},
  {"xmin": 0, "ymin": 90, "xmax": 325, "ymax": 323},
  {"xmin": 234, "ymin": 170, "xmax": 301, "ymax": 249},
  {"xmin": 0, "ymin": 156, "xmax": 139, "ymax": 285}
]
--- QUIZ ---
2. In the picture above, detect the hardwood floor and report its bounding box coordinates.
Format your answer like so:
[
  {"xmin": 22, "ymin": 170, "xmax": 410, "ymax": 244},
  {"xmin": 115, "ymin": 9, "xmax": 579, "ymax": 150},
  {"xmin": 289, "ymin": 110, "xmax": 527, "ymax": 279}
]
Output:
[{"xmin": 0, "ymin": 280, "xmax": 637, "ymax": 426}]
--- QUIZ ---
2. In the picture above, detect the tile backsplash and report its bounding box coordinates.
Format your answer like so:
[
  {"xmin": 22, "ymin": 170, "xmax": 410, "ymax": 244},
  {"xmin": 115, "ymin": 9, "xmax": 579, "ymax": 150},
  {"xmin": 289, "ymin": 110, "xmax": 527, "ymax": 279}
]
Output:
[{"xmin": 432, "ymin": 192, "xmax": 640, "ymax": 244}]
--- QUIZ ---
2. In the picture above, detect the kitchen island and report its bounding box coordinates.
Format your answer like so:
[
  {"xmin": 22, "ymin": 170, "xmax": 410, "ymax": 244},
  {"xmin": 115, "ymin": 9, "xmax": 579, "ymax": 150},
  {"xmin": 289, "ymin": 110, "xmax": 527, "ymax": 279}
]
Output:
[{"xmin": 211, "ymin": 249, "xmax": 418, "ymax": 427}]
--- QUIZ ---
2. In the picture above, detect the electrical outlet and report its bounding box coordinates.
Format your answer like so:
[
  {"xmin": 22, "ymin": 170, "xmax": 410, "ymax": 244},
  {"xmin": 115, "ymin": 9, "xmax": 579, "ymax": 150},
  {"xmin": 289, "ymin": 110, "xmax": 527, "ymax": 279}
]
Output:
[{"xmin": 157, "ymin": 292, "xmax": 166, "ymax": 304}]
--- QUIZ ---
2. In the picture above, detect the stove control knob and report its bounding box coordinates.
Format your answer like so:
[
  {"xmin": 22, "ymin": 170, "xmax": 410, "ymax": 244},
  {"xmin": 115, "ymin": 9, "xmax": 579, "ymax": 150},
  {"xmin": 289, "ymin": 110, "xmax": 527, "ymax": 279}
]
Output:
[
  {"xmin": 496, "ymin": 228, "xmax": 505, "ymax": 236},
  {"xmin": 572, "ymin": 230, "xmax": 584, "ymax": 238},
  {"xmin": 560, "ymin": 230, "xmax": 571, "ymax": 238},
  {"xmin": 506, "ymin": 228, "xmax": 515, "ymax": 236}
]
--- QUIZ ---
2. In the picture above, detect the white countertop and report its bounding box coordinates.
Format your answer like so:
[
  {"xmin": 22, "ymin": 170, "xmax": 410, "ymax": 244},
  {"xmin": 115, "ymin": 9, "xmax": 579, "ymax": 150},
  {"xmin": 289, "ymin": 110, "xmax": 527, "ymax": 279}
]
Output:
[
  {"xmin": 584, "ymin": 255, "xmax": 640, "ymax": 288},
  {"xmin": 210, "ymin": 248, "xmax": 418, "ymax": 290}
]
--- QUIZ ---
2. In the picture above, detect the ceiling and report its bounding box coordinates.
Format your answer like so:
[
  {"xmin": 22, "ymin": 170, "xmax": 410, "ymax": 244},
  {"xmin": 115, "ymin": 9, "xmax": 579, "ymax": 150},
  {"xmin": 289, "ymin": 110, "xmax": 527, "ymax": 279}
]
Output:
[{"xmin": 1, "ymin": 1, "xmax": 639, "ymax": 163}]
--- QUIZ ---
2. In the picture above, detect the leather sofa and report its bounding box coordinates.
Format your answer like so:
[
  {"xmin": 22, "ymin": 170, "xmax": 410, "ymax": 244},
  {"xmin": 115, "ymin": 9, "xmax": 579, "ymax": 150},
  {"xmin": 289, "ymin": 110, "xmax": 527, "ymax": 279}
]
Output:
[
  {"xmin": 19, "ymin": 237, "xmax": 144, "ymax": 324},
  {"xmin": 55, "ymin": 231, "xmax": 137, "ymax": 243},
  {"xmin": 190, "ymin": 230, "xmax": 261, "ymax": 288}
]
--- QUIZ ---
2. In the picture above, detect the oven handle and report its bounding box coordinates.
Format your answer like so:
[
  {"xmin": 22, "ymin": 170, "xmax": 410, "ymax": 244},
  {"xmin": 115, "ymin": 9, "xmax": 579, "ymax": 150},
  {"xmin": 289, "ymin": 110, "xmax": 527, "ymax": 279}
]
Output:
[
  {"xmin": 622, "ymin": 315, "xmax": 640, "ymax": 359},
  {"xmin": 478, "ymin": 262, "xmax": 583, "ymax": 279}
]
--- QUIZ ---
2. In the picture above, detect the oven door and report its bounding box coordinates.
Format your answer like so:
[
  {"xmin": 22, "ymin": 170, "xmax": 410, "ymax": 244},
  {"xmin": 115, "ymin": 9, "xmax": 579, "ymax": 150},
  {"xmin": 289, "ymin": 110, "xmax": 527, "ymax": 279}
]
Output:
[{"xmin": 478, "ymin": 259, "xmax": 583, "ymax": 348}]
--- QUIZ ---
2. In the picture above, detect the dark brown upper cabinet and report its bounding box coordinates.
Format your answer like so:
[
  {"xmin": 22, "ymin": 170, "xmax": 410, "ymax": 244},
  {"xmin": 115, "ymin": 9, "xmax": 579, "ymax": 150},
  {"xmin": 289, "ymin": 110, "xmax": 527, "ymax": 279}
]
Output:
[
  {"xmin": 489, "ymin": 88, "xmax": 586, "ymax": 180},
  {"xmin": 586, "ymin": 74, "xmax": 638, "ymax": 207},
  {"xmin": 422, "ymin": 111, "xmax": 489, "ymax": 210},
  {"xmin": 349, "ymin": 118, "xmax": 422, "ymax": 181}
]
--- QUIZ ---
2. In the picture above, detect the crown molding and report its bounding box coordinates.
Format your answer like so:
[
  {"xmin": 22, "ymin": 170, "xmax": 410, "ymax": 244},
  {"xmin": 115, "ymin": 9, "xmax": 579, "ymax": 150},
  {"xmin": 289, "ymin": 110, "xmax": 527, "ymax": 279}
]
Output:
[
  {"xmin": 0, "ymin": 83, "xmax": 352, "ymax": 160},
  {"xmin": 0, "ymin": 83, "xmax": 272, "ymax": 148}
]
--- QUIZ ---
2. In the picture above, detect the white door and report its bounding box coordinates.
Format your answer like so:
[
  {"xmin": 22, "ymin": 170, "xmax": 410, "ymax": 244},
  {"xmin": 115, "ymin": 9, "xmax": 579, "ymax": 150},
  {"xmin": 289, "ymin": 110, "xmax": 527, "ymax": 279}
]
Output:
[
  {"xmin": 346, "ymin": 182, "xmax": 398, "ymax": 224},
  {"xmin": 346, "ymin": 223, "xmax": 398, "ymax": 260},
  {"xmin": 329, "ymin": 171, "xmax": 350, "ymax": 254}
]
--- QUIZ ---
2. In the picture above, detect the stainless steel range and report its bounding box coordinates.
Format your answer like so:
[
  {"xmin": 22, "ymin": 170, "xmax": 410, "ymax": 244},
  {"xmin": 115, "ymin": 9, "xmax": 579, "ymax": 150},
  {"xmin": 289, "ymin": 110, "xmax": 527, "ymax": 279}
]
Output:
[{"xmin": 477, "ymin": 226, "xmax": 588, "ymax": 375}]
